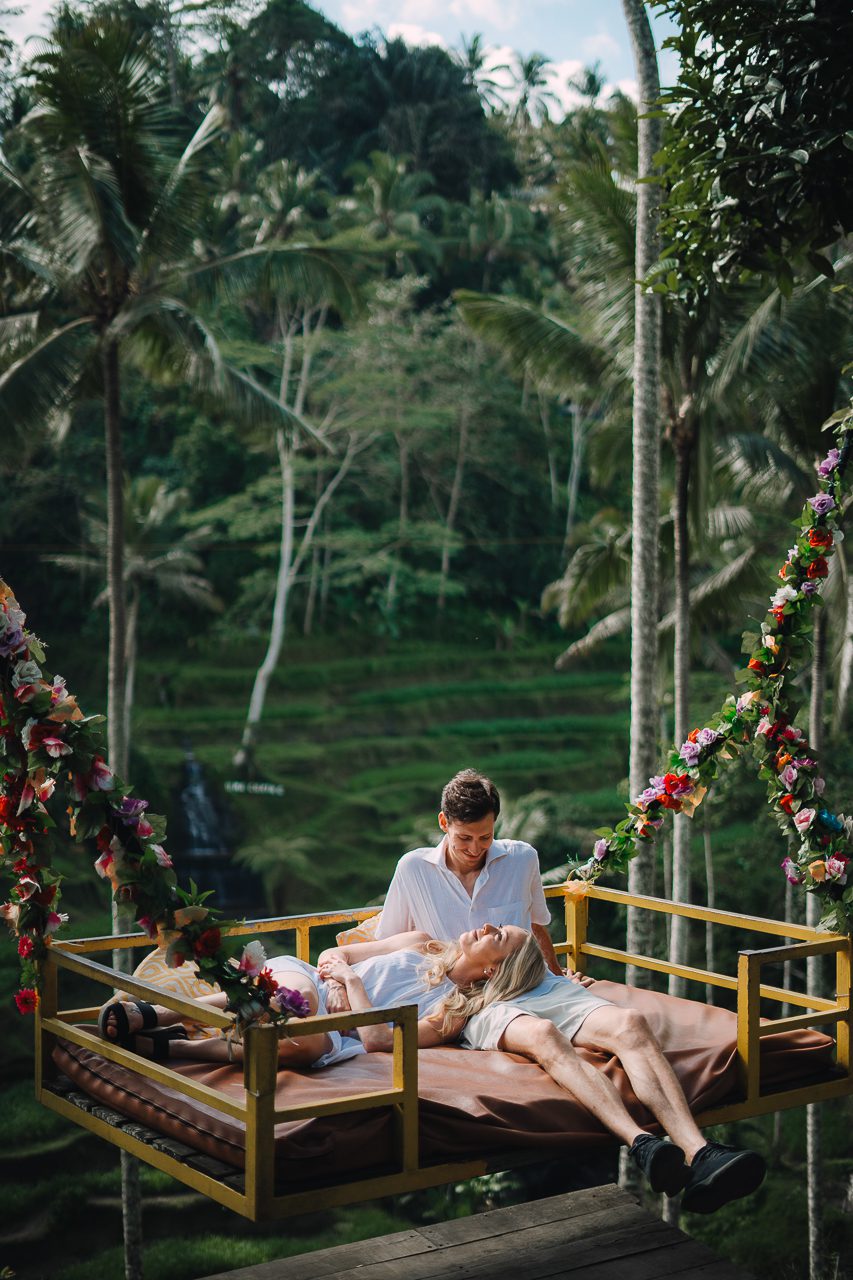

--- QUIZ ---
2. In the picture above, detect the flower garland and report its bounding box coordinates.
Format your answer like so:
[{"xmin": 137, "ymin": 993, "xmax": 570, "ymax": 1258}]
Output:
[
  {"xmin": 571, "ymin": 410, "xmax": 853, "ymax": 935},
  {"xmin": 0, "ymin": 584, "xmax": 308, "ymax": 1024}
]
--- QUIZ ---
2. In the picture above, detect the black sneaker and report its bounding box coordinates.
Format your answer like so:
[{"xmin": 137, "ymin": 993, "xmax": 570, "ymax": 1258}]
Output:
[
  {"xmin": 681, "ymin": 1141, "xmax": 766, "ymax": 1214},
  {"xmin": 629, "ymin": 1134, "xmax": 689, "ymax": 1196}
]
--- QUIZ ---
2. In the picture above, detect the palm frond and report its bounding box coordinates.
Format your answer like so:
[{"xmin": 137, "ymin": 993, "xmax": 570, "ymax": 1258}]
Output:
[
  {"xmin": 139, "ymin": 103, "xmax": 226, "ymax": 262},
  {"xmin": 0, "ymin": 317, "xmax": 95, "ymax": 448},
  {"xmin": 657, "ymin": 548, "xmax": 758, "ymax": 633},
  {"xmin": 554, "ymin": 605, "xmax": 631, "ymax": 668},
  {"xmin": 165, "ymin": 242, "xmax": 358, "ymax": 317},
  {"xmin": 118, "ymin": 297, "xmax": 333, "ymax": 449},
  {"xmin": 454, "ymin": 291, "xmax": 607, "ymax": 393}
]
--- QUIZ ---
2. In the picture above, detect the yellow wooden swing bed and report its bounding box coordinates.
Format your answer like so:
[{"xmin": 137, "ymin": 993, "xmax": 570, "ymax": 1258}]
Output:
[{"xmin": 34, "ymin": 881, "xmax": 853, "ymax": 1223}]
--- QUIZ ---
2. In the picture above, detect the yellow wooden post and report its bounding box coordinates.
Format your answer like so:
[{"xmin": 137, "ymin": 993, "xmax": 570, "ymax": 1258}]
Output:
[
  {"xmin": 34, "ymin": 949, "xmax": 59, "ymax": 1100},
  {"xmin": 243, "ymin": 1023, "xmax": 279, "ymax": 1220},
  {"xmin": 295, "ymin": 924, "xmax": 311, "ymax": 962},
  {"xmin": 392, "ymin": 1006, "xmax": 419, "ymax": 1174},
  {"xmin": 736, "ymin": 951, "xmax": 761, "ymax": 1104},
  {"xmin": 564, "ymin": 889, "xmax": 589, "ymax": 974},
  {"xmin": 836, "ymin": 938, "xmax": 851, "ymax": 1074}
]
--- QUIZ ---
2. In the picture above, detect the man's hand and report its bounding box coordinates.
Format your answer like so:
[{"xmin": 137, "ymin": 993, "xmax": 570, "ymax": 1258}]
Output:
[
  {"xmin": 568, "ymin": 970, "xmax": 596, "ymax": 988},
  {"xmin": 317, "ymin": 956, "xmax": 353, "ymax": 985}
]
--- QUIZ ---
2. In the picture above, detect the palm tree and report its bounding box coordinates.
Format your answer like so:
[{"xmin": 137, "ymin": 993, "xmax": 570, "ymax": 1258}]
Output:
[
  {"xmin": 453, "ymin": 33, "xmax": 509, "ymax": 115},
  {"xmin": 506, "ymin": 51, "xmax": 560, "ymax": 130},
  {"xmin": 619, "ymin": 0, "xmax": 663, "ymax": 968}
]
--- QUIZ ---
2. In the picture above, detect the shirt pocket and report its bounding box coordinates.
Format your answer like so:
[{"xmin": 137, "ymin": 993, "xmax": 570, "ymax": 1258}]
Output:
[{"xmin": 479, "ymin": 901, "xmax": 529, "ymax": 929}]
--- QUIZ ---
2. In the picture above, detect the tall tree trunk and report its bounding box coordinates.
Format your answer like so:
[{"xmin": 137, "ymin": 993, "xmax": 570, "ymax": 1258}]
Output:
[
  {"xmin": 669, "ymin": 431, "xmax": 692, "ymax": 997},
  {"xmin": 234, "ymin": 427, "xmax": 294, "ymax": 771},
  {"xmin": 806, "ymin": 609, "xmax": 827, "ymax": 1280},
  {"xmin": 438, "ymin": 408, "xmax": 470, "ymax": 615},
  {"xmin": 103, "ymin": 340, "xmax": 144, "ymax": 1280},
  {"xmin": 123, "ymin": 587, "xmax": 140, "ymax": 764},
  {"xmin": 563, "ymin": 403, "xmax": 587, "ymax": 560},
  {"xmin": 386, "ymin": 433, "xmax": 409, "ymax": 619},
  {"xmin": 621, "ymin": 0, "xmax": 662, "ymax": 982},
  {"xmin": 537, "ymin": 392, "xmax": 559, "ymax": 510}
]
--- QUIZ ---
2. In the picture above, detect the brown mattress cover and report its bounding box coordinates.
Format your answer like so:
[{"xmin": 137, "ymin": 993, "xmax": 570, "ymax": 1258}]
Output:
[{"xmin": 53, "ymin": 979, "xmax": 835, "ymax": 1185}]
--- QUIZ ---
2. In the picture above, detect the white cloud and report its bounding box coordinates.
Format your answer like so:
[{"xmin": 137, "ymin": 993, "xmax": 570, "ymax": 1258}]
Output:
[
  {"xmin": 580, "ymin": 31, "xmax": 622, "ymax": 63},
  {"xmin": 387, "ymin": 22, "xmax": 448, "ymax": 48},
  {"xmin": 340, "ymin": 0, "xmax": 385, "ymax": 32},
  {"xmin": 447, "ymin": 0, "xmax": 522, "ymax": 33}
]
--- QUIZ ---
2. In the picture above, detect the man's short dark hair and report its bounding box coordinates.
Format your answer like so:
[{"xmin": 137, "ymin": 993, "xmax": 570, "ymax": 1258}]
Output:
[{"xmin": 441, "ymin": 770, "xmax": 501, "ymax": 823}]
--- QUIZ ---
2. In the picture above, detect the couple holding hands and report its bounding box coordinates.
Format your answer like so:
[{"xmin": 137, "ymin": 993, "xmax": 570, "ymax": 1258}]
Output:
[{"xmin": 99, "ymin": 769, "xmax": 766, "ymax": 1214}]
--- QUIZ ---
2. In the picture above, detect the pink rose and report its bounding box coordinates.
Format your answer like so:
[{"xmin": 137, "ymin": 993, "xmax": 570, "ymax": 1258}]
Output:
[
  {"xmin": 793, "ymin": 807, "xmax": 816, "ymax": 835},
  {"xmin": 238, "ymin": 940, "xmax": 267, "ymax": 977}
]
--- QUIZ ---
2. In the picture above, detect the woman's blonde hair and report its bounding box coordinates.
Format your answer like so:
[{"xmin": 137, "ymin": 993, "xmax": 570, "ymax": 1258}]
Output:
[{"xmin": 420, "ymin": 932, "xmax": 546, "ymax": 1035}]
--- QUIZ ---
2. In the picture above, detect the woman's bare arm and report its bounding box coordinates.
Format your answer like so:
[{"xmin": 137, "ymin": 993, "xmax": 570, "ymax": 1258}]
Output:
[{"xmin": 316, "ymin": 930, "xmax": 431, "ymax": 968}]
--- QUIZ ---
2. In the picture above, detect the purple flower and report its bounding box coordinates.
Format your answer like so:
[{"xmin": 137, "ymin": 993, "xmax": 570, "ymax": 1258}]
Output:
[
  {"xmin": 697, "ymin": 727, "xmax": 718, "ymax": 748},
  {"xmin": 275, "ymin": 985, "xmax": 310, "ymax": 1018},
  {"xmin": 780, "ymin": 857, "xmax": 804, "ymax": 885},
  {"xmin": 801, "ymin": 580, "xmax": 818, "ymax": 597},
  {"xmin": 116, "ymin": 796, "xmax": 149, "ymax": 826},
  {"xmin": 817, "ymin": 448, "xmax": 840, "ymax": 478},
  {"xmin": 679, "ymin": 741, "xmax": 701, "ymax": 767},
  {"xmin": 807, "ymin": 494, "xmax": 835, "ymax": 517},
  {"xmin": 637, "ymin": 786, "xmax": 661, "ymax": 810},
  {"xmin": 593, "ymin": 838, "xmax": 609, "ymax": 861},
  {"xmin": 793, "ymin": 757, "xmax": 815, "ymax": 771}
]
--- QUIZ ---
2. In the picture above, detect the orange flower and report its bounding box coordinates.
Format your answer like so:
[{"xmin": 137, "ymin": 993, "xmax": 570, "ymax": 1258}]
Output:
[{"xmin": 808, "ymin": 860, "xmax": 827, "ymax": 882}]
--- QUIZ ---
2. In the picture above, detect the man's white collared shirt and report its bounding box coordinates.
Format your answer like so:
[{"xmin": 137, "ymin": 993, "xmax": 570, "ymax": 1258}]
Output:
[{"xmin": 374, "ymin": 836, "xmax": 550, "ymax": 941}]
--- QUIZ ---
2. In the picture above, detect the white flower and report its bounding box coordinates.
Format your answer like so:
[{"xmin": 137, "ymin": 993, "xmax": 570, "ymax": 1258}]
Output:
[{"xmin": 238, "ymin": 940, "xmax": 267, "ymax": 977}]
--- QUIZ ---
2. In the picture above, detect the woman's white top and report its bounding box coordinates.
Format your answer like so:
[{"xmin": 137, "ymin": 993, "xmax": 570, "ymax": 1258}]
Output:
[{"xmin": 351, "ymin": 948, "xmax": 453, "ymax": 1021}]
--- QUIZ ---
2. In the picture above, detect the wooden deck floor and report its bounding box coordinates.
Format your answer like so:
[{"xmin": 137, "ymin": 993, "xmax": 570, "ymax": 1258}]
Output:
[{"xmin": 198, "ymin": 1183, "xmax": 755, "ymax": 1280}]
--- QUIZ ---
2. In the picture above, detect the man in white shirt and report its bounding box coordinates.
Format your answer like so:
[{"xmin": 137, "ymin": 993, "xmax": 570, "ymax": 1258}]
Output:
[{"xmin": 375, "ymin": 769, "xmax": 563, "ymax": 974}]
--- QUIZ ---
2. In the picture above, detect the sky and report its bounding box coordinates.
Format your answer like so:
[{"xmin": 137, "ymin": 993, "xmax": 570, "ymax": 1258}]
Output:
[{"xmin": 4, "ymin": 0, "xmax": 680, "ymax": 111}]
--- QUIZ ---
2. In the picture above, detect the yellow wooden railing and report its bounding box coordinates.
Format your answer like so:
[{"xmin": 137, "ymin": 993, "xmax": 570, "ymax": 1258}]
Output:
[{"xmin": 34, "ymin": 887, "xmax": 853, "ymax": 1221}]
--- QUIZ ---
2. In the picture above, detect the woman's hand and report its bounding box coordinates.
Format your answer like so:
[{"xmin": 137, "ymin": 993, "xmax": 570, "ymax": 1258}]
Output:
[
  {"xmin": 568, "ymin": 970, "xmax": 595, "ymax": 988},
  {"xmin": 317, "ymin": 956, "xmax": 354, "ymax": 985},
  {"xmin": 317, "ymin": 947, "xmax": 348, "ymax": 968}
]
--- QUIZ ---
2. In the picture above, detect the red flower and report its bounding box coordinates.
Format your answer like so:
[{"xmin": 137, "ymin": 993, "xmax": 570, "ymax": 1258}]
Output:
[
  {"xmin": 192, "ymin": 927, "xmax": 222, "ymax": 959},
  {"xmin": 748, "ymin": 658, "xmax": 766, "ymax": 674},
  {"xmin": 663, "ymin": 772, "xmax": 693, "ymax": 798},
  {"xmin": 808, "ymin": 529, "xmax": 833, "ymax": 549},
  {"xmin": 17, "ymin": 935, "xmax": 34, "ymax": 958},
  {"xmin": 807, "ymin": 557, "xmax": 828, "ymax": 579},
  {"xmin": 257, "ymin": 968, "xmax": 279, "ymax": 997},
  {"xmin": 779, "ymin": 794, "xmax": 796, "ymax": 815},
  {"xmin": 96, "ymin": 826, "xmax": 113, "ymax": 854},
  {"xmin": 659, "ymin": 794, "xmax": 682, "ymax": 811},
  {"xmin": 770, "ymin": 606, "xmax": 786, "ymax": 625},
  {"xmin": 14, "ymin": 988, "xmax": 38, "ymax": 1015},
  {"xmin": 778, "ymin": 562, "xmax": 791, "ymax": 580}
]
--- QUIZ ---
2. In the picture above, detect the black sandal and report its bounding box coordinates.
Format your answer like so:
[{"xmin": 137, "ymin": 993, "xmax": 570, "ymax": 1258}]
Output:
[
  {"xmin": 98, "ymin": 998, "xmax": 159, "ymax": 1048},
  {"xmin": 136, "ymin": 1026, "xmax": 188, "ymax": 1060}
]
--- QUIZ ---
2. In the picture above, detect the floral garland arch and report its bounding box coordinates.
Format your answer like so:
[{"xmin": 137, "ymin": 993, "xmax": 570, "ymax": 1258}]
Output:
[
  {"xmin": 0, "ymin": 596, "xmax": 308, "ymax": 1022},
  {"xmin": 1, "ymin": 411, "xmax": 851, "ymax": 1017},
  {"xmin": 571, "ymin": 408, "xmax": 853, "ymax": 935}
]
